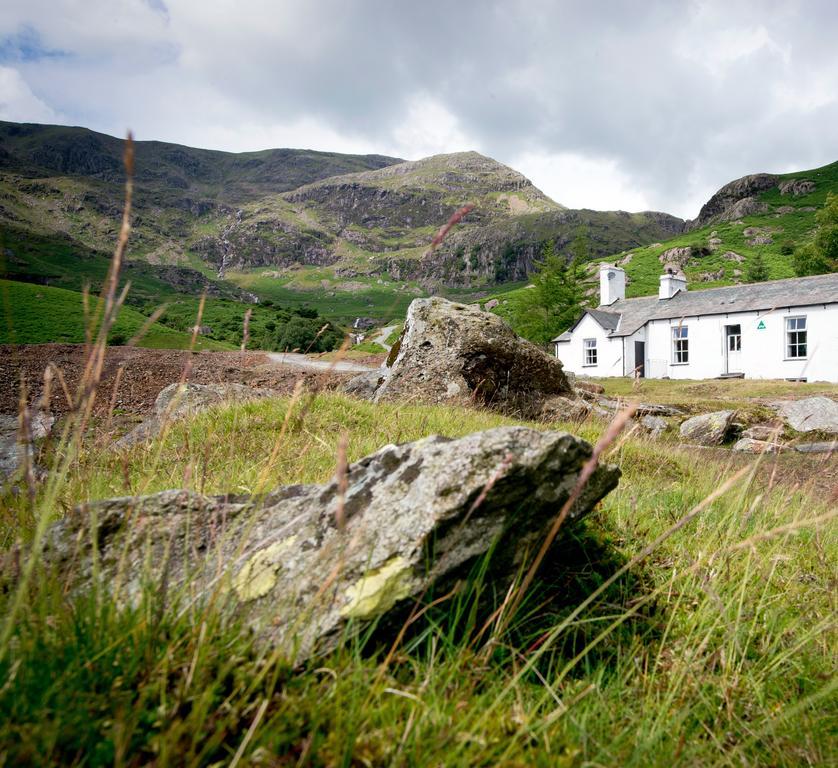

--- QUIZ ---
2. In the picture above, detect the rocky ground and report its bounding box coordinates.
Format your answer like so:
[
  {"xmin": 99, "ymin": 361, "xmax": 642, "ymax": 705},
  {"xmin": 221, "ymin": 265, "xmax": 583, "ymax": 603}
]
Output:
[{"xmin": 0, "ymin": 344, "xmax": 352, "ymax": 419}]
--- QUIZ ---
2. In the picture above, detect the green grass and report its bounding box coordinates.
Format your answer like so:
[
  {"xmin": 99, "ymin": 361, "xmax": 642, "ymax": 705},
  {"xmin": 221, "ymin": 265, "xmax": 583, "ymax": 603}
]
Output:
[
  {"xmin": 0, "ymin": 279, "xmax": 232, "ymax": 350},
  {"xmin": 1, "ymin": 389, "xmax": 835, "ymax": 766}
]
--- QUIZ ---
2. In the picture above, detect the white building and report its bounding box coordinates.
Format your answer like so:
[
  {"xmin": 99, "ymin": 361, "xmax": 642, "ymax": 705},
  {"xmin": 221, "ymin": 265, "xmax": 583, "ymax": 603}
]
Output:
[{"xmin": 553, "ymin": 264, "xmax": 838, "ymax": 382}]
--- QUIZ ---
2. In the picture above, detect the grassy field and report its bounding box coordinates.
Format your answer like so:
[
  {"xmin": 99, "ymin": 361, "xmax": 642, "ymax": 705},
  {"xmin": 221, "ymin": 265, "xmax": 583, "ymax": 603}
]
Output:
[
  {"xmin": 1, "ymin": 384, "xmax": 835, "ymax": 766},
  {"xmin": 0, "ymin": 279, "xmax": 232, "ymax": 350}
]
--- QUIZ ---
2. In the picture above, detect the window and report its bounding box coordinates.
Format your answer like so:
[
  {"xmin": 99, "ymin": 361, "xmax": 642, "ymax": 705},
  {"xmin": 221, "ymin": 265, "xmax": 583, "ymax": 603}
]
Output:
[
  {"xmin": 672, "ymin": 325, "xmax": 689, "ymax": 364},
  {"xmin": 727, "ymin": 324, "xmax": 741, "ymax": 352},
  {"xmin": 583, "ymin": 338, "xmax": 598, "ymax": 366},
  {"xmin": 786, "ymin": 316, "xmax": 807, "ymax": 359}
]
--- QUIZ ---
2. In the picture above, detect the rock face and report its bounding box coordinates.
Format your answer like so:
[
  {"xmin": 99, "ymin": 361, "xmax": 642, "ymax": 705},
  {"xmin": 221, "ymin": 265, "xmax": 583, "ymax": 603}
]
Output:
[
  {"xmin": 679, "ymin": 411, "xmax": 735, "ymax": 445},
  {"xmin": 39, "ymin": 426, "xmax": 620, "ymax": 663},
  {"xmin": 342, "ymin": 369, "xmax": 389, "ymax": 399},
  {"xmin": 114, "ymin": 383, "xmax": 278, "ymax": 449},
  {"xmin": 688, "ymin": 173, "xmax": 778, "ymax": 230},
  {"xmin": 733, "ymin": 438, "xmax": 786, "ymax": 454},
  {"xmin": 370, "ymin": 297, "xmax": 572, "ymax": 415},
  {"xmin": 772, "ymin": 397, "xmax": 838, "ymax": 434}
]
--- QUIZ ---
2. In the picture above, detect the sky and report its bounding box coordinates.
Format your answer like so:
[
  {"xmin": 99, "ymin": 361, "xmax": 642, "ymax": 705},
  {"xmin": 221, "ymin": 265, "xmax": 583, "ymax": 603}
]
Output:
[{"xmin": 1, "ymin": 0, "xmax": 837, "ymax": 219}]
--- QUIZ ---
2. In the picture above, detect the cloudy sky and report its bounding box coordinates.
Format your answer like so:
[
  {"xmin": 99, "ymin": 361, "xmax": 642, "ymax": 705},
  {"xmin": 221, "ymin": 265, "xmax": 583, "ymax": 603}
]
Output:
[{"xmin": 1, "ymin": 0, "xmax": 837, "ymax": 218}]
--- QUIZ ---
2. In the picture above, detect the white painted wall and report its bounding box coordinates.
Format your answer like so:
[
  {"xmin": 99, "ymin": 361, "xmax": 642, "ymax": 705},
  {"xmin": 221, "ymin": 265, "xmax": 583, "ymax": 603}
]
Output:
[
  {"xmin": 556, "ymin": 303, "xmax": 838, "ymax": 382},
  {"xmin": 555, "ymin": 313, "xmax": 624, "ymax": 376},
  {"xmin": 642, "ymin": 304, "xmax": 838, "ymax": 382}
]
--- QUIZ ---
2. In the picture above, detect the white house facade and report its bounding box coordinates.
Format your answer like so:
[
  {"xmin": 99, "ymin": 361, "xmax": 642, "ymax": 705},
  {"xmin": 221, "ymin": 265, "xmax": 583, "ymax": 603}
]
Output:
[{"xmin": 553, "ymin": 264, "xmax": 838, "ymax": 383}]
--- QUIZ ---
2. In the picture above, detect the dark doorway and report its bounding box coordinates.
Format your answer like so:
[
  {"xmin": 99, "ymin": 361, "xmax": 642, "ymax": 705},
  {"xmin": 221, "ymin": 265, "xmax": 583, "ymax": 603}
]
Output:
[{"xmin": 634, "ymin": 341, "xmax": 646, "ymax": 378}]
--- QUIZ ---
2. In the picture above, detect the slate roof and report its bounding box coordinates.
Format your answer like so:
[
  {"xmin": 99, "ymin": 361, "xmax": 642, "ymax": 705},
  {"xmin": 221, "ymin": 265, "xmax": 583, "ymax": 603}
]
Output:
[{"xmin": 552, "ymin": 272, "xmax": 838, "ymax": 342}]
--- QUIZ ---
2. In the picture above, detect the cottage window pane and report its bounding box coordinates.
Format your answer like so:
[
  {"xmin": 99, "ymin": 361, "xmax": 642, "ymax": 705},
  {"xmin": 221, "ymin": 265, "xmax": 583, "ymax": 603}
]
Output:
[
  {"xmin": 584, "ymin": 338, "xmax": 598, "ymax": 365},
  {"xmin": 785, "ymin": 316, "xmax": 807, "ymax": 359},
  {"xmin": 672, "ymin": 326, "xmax": 689, "ymax": 364}
]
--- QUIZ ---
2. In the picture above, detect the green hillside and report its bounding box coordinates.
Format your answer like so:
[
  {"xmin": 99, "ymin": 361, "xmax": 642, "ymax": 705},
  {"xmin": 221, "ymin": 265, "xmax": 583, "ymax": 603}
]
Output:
[
  {"xmin": 0, "ymin": 279, "xmax": 232, "ymax": 349},
  {"xmin": 603, "ymin": 161, "xmax": 838, "ymax": 297}
]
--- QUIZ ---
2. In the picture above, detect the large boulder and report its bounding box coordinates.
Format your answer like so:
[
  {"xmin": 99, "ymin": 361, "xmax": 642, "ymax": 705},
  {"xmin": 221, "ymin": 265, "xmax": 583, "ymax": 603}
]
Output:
[
  {"xmin": 679, "ymin": 410, "xmax": 735, "ymax": 445},
  {"xmin": 371, "ymin": 297, "xmax": 573, "ymax": 415},
  {"xmin": 772, "ymin": 397, "xmax": 838, "ymax": 434},
  {"xmin": 1, "ymin": 411, "xmax": 53, "ymax": 485},
  {"xmin": 37, "ymin": 426, "xmax": 620, "ymax": 664}
]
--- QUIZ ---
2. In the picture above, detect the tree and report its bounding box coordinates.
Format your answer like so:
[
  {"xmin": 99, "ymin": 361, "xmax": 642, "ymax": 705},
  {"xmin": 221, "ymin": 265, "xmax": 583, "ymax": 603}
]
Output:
[
  {"xmin": 508, "ymin": 234, "xmax": 587, "ymax": 346},
  {"xmin": 793, "ymin": 192, "xmax": 838, "ymax": 276},
  {"xmin": 746, "ymin": 250, "xmax": 769, "ymax": 282}
]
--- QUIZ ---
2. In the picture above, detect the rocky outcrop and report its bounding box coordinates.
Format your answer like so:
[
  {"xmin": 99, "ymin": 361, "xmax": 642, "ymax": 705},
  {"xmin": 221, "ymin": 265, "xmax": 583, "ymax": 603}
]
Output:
[
  {"xmin": 679, "ymin": 411, "xmax": 735, "ymax": 445},
  {"xmin": 114, "ymin": 383, "xmax": 278, "ymax": 449},
  {"xmin": 640, "ymin": 415, "xmax": 668, "ymax": 438},
  {"xmin": 778, "ymin": 179, "xmax": 815, "ymax": 197},
  {"xmin": 772, "ymin": 397, "xmax": 838, "ymax": 434},
  {"xmin": 369, "ymin": 297, "xmax": 572, "ymax": 416},
  {"xmin": 37, "ymin": 426, "xmax": 621, "ymax": 663},
  {"xmin": 688, "ymin": 173, "xmax": 778, "ymax": 230}
]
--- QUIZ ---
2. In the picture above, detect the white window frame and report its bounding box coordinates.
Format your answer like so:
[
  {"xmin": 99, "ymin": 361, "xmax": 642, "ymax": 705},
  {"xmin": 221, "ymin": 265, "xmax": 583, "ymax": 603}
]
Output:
[
  {"xmin": 583, "ymin": 338, "xmax": 598, "ymax": 367},
  {"xmin": 672, "ymin": 325, "xmax": 689, "ymax": 365},
  {"xmin": 785, "ymin": 316, "xmax": 807, "ymax": 360}
]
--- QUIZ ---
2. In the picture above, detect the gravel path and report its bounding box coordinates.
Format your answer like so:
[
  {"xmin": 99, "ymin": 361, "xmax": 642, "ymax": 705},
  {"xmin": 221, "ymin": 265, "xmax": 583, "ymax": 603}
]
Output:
[
  {"xmin": 371, "ymin": 324, "xmax": 398, "ymax": 352},
  {"xmin": 266, "ymin": 352, "xmax": 375, "ymax": 373}
]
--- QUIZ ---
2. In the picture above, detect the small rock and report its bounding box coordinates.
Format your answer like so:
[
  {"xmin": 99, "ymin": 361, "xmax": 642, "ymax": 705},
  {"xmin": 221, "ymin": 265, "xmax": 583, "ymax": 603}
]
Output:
[
  {"xmin": 343, "ymin": 369, "xmax": 389, "ymax": 400},
  {"xmin": 679, "ymin": 411, "xmax": 735, "ymax": 445},
  {"xmin": 742, "ymin": 424, "xmax": 783, "ymax": 441},
  {"xmin": 794, "ymin": 441, "xmax": 836, "ymax": 454},
  {"xmin": 484, "ymin": 299, "xmax": 500, "ymax": 311},
  {"xmin": 640, "ymin": 415, "xmax": 668, "ymax": 438},
  {"xmin": 772, "ymin": 397, "xmax": 838, "ymax": 434},
  {"xmin": 778, "ymin": 179, "xmax": 815, "ymax": 197},
  {"xmin": 733, "ymin": 438, "xmax": 786, "ymax": 454},
  {"xmin": 574, "ymin": 381, "xmax": 605, "ymax": 396},
  {"xmin": 722, "ymin": 251, "xmax": 745, "ymax": 263},
  {"xmin": 115, "ymin": 383, "xmax": 278, "ymax": 449},
  {"xmin": 540, "ymin": 396, "xmax": 593, "ymax": 422}
]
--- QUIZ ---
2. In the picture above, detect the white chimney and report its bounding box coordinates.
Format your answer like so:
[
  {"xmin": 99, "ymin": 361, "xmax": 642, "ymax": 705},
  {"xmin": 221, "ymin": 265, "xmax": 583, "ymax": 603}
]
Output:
[
  {"xmin": 599, "ymin": 263, "xmax": 625, "ymax": 306},
  {"xmin": 659, "ymin": 268, "xmax": 687, "ymax": 300}
]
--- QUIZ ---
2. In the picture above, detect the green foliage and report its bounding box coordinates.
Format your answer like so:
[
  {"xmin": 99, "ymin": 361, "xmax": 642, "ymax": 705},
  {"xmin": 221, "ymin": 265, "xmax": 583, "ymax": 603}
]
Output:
[
  {"xmin": 505, "ymin": 236, "xmax": 587, "ymax": 345},
  {"xmin": 0, "ymin": 279, "xmax": 231, "ymax": 350},
  {"xmin": 273, "ymin": 315, "xmax": 344, "ymax": 353},
  {"xmin": 746, "ymin": 249, "xmax": 769, "ymax": 282},
  {"xmin": 794, "ymin": 192, "xmax": 838, "ymax": 276}
]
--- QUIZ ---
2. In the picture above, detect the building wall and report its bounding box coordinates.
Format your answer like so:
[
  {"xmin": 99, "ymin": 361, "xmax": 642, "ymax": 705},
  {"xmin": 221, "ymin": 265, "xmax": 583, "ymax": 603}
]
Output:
[
  {"xmin": 555, "ymin": 314, "xmax": 624, "ymax": 376},
  {"xmin": 556, "ymin": 303, "xmax": 838, "ymax": 382},
  {"xmin": 644, "ymin": 304, "xmax": 837, "ymax": 381}
]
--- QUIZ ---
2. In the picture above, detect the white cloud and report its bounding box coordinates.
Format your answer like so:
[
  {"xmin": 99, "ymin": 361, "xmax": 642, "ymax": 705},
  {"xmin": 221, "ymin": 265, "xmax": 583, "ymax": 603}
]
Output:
[
  {"xmin": 510, "ymin": 151, "xmax": 653, "ymax": 212},
  {"xmin": 0, "ymin": 65, "xmax": 58, "ymax": 122}
]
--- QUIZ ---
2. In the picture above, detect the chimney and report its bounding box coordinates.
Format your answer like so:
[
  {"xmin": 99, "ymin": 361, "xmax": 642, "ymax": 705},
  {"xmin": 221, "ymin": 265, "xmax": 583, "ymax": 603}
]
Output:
[
  {"xmin": 659, "ymin": 267, "xmax": 687, "ymax": 300},
  {"xmin": 599, "ymin": 263, "xmax": 625, "ymax": 306}
]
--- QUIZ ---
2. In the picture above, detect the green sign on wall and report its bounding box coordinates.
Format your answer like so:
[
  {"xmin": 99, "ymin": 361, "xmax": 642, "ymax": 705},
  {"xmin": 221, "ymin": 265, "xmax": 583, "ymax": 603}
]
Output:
[{"xmin": 757, "ymin": 320, "xmax": 766, "ymax": 330}]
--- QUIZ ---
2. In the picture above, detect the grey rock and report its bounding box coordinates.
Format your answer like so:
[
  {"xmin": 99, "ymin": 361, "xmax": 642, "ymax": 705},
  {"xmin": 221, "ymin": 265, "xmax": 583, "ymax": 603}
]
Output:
[
  {"xmin": 640, "ymin": 415, "xmax": 668, "ymax": 438},
  {"xmin": 484, "ymin": 299, "xmax": 500, "ymax": 311},
  {"xmin": 733, "ymin": 438, "xmax": 787, "ymax": 454},
  {"xmin": 689, "ymin": 173, "xmax": 777, "ymax": 229},
  {"xmin": 37, "ymin": 426, "xmax": 620, "ymax": 663},
  {"xmin": 794, "ymin": 441, "xmax": 837, "ymax": 454},
  {"xmin": 594, "ymin": 397, "xmax": 684, "ymax": 418},
  {"xmin": 540, "ymin": 395, "xmax": 593, "ymax": 422},
  {"xmin": 679, "ymin": 411, "xmax": 735, "ymax": 445},
  {"xmin": 722, "ymin": 251, "xmax": 745, "ymax": 263},
  {"xmin": 724, "ymin": 197, "xmax": 769, "ymax": 222},
  {"xmin": 374, "ymin": 297, "xmax": 572, "ymax": 416},
  {"xmin": 778, "ymin": 179, "xmax": 815, "ymax": 197},
  {"xmin": 1, "ymin": 411, "xmax": 54, "ymax": 485},
  {"xmin": 772, "ymin": 397, "xmax": 838, "ymax": 434},
  {"xmin": 742, "ymin": 424, "xmax": 783, "ymax": 441},
  {"xmin": 343, "ymin": 369, "xmax": 389, "ymax": 400},
  {"xmin": 115, "ymin": 383, "xmax": 278, "ymax": 449}
]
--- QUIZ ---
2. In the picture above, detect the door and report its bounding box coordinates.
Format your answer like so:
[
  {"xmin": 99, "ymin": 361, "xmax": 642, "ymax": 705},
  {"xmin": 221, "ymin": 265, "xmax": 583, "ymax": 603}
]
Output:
[
  {"xmin": 634, "ymin": 341, "xmax": 646, "ymax": 378},
  {"xmin": 725, "ymin": 324, "xmax": 742, "ymax": 373}
]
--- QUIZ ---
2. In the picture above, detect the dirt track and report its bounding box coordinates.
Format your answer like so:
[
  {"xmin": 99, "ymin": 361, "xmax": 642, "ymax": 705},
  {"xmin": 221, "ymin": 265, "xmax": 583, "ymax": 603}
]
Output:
[{"xmin": 0, "ymin": 344, "xmax": 352, "ymax": 418}]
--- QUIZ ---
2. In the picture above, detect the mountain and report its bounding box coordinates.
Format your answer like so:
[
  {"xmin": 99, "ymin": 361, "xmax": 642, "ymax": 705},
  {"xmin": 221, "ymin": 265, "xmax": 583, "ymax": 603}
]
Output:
[
  {"xmin": 602, "ymin": 160, "xmax": 838, "ymax": 297},
  {"xmin": 0, "ymin": 122, "xmax": 683, "ymax": 313}
]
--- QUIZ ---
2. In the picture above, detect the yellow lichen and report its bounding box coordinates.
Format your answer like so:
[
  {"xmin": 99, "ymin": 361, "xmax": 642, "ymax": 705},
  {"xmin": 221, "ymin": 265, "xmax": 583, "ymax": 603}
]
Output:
[
  {"xmin": 233, "ymin": 536, "xmax": 297, "ymax": 602},
  {"xmin": 340, "ymin": 556, "xmax": 413, "ymax": 619}
]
